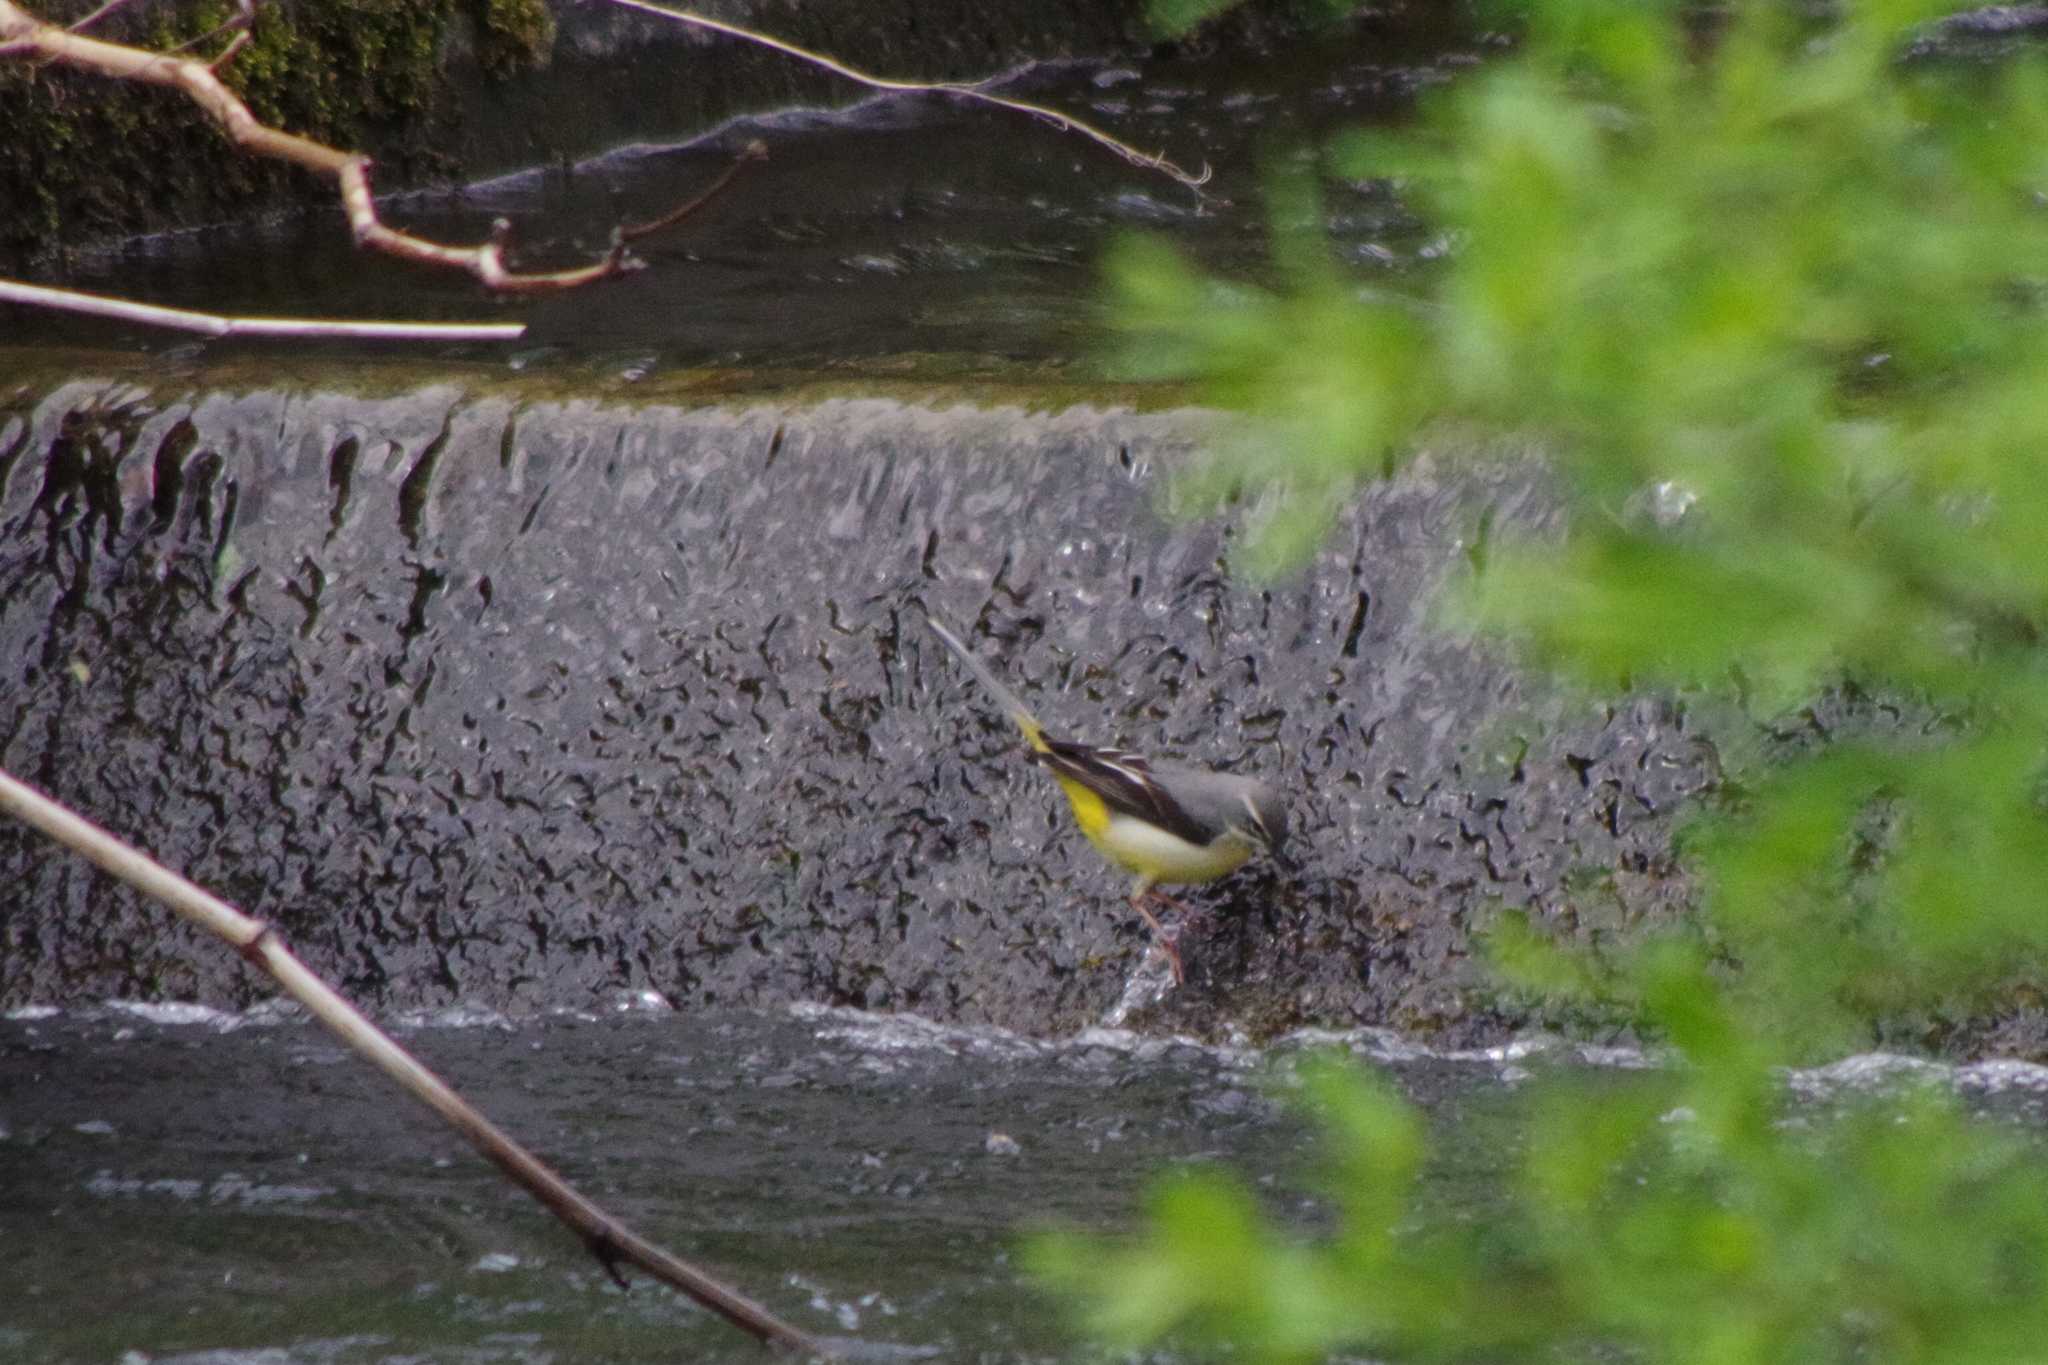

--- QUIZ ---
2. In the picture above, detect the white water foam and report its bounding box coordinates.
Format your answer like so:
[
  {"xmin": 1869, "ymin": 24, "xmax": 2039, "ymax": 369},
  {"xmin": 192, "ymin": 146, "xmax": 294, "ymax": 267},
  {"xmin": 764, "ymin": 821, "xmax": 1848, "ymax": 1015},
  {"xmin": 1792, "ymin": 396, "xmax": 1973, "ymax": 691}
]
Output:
[{"xmin": 12, "ymin": 995, "xmax": 2048, "ymax": 1096}]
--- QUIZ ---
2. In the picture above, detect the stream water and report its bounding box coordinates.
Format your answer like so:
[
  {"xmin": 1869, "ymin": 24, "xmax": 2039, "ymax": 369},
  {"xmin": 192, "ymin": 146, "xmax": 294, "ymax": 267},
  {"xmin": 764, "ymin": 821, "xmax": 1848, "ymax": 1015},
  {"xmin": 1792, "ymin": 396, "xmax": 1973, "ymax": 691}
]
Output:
[
  {"xmin": 0, "ymin": 1002, "xmax": 1532, "ymax": 1364},
  {"xmin": 10, "ymin": 1005, "xmax": 2048, "ymax": 1364}
]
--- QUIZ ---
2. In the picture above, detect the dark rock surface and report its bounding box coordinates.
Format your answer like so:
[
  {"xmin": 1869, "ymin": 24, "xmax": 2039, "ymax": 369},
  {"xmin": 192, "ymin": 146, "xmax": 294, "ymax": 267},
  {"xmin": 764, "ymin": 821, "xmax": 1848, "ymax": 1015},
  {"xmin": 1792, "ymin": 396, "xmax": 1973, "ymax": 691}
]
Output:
[{"xmin": 0, "ymin": 367, "xmax": 1715, "ymax": 1041}]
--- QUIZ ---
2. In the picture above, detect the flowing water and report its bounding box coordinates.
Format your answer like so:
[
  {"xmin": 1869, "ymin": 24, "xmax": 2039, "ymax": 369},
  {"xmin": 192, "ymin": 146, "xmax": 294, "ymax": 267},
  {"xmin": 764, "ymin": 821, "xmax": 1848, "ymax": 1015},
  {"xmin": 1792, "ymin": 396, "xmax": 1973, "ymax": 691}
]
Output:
[
  {"xmin": 10, "ymin": 1005, "xmax": 2048, "ymax": 1364},
  {"xmin": 0, "ymin": 1002, "xmax": 1542, "ymax": 1364}
]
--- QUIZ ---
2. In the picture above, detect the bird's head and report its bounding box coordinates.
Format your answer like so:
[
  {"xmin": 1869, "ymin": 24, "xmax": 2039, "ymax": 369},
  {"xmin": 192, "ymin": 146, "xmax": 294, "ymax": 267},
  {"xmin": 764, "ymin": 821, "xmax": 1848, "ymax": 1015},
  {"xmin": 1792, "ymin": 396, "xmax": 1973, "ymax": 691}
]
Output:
[{"xmin": 1236, "ymin": 787, "xmax": 1292, "ymax": 873}]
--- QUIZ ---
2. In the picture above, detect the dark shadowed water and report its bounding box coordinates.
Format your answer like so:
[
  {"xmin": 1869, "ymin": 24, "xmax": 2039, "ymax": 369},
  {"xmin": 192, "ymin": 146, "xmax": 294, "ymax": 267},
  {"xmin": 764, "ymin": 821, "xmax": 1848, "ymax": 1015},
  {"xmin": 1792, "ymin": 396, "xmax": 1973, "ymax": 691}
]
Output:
[{"xmin": 4, "ymin": 7, "xmax": 1482, "ymax": 370}]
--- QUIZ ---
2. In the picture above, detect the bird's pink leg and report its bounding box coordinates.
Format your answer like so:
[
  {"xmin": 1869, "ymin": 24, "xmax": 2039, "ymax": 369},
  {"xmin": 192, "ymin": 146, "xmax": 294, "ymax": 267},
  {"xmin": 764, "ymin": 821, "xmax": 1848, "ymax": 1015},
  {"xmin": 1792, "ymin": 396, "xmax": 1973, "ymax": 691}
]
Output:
[{"xmin": 1129, "ymin": 886, "xmax": 1188, "ymax": 984}]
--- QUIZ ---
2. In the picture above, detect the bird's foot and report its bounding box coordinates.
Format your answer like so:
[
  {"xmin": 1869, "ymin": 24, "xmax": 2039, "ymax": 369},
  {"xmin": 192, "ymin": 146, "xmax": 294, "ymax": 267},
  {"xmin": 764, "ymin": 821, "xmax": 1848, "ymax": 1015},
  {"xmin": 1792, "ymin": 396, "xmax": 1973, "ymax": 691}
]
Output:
[
  {"xmin": 1145, "ymin": 936, "xmax": 1185, "ymax": 986},
  {"xmin": 1131, "ymin": 887, "xmax": 1190, "ymax": 917},
  {"xmin": 1130, "ymin": 889, "xmax": 1188, "ymax": 986}
]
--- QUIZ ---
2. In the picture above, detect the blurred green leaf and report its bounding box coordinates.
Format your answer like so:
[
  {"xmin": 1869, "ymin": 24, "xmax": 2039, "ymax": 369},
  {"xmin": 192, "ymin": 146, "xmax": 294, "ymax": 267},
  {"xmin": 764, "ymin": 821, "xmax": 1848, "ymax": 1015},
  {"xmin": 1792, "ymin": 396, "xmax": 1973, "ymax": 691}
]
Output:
[
  {"xmin": 1054, "ymin": 0, "xmax": 2048, "ymax": 1360},
  {"xmin": 1147, "ymin": 0, "xmax": 1243, "ymax": 33},
  {"xmin": 1147, "ymin": 0, "xmax": 1354, "ymax": 39}
]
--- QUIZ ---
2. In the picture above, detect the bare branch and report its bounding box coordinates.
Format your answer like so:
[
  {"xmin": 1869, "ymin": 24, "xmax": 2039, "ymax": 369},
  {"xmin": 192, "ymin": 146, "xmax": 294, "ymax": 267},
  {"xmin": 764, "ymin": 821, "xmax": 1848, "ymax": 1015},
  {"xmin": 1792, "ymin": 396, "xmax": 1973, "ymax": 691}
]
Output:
[
  {"xmin": 603, "ymin": 0, "xmax": 1214, "ymax": 191},
  {"xmin": 0, "ymin": 277, "xmax": 526, "ymax": 340},
  {"xmin": 0, "ymin": 0, "xmax": 644, "ymax": 293},
  {"xmin": 0, "ymin": 766, "xmax": 829, "ymax": 1358},
  {"xmin": 205, "ymin": 27, "xmax": 248, "ymax": 71}
]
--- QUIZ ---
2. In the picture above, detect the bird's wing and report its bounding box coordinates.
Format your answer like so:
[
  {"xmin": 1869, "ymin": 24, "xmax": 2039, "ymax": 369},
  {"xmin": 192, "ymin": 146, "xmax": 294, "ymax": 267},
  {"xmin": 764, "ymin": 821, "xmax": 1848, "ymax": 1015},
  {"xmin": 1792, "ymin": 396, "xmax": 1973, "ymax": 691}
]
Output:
[
  {"xmin": 1034, "ymin": 740, "xmax": 1219, "ymax": 848},
  {"xmin": 925, "ymin": 614, "xmax": 1249, "ymax": 851},
  {"xmin": 924, "ymin": 615, "xmax": 1052, "ymax": 752}
]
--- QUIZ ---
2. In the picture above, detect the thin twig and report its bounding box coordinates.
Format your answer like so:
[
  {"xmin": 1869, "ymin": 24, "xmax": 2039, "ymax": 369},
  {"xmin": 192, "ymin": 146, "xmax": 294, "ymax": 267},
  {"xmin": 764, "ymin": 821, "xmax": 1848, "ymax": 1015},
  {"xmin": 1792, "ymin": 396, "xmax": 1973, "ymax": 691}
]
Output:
[
  {"xmin": 621, "ymin": 138, "xmax": 767, "ymax": 242},
  {"xmin": 206, "ymin": 28, "xmax": 248, "ymax": 71},
  {"xmin": 603, "ymin": 0, "xmax": 1213, "ymax": 190},
  {"xmin": 0, "ymin": 766, "xmax": 829, "ymax": 1359},
  {"xmin": 63, "ymin": 0, "xmax": 130, "ymax": 31},
  {"xmin": 0, "ymin": 277, "xmax": 526, "ymax": 340},
  {"xmin": 164, "ymin": 0, "xmax": 251, "ymax": 58}
]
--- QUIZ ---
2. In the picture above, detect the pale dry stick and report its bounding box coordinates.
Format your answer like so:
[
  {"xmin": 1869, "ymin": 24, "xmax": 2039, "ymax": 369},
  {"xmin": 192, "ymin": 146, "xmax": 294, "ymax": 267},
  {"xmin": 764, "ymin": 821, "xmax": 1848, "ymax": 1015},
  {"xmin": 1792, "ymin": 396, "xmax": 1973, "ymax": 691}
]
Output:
[
  {"xmin": 0, "ymin": 765, "xmax": 829, "ymax": 1359},
  {"xmin": 0, "ymin": 277, "xmax": 527, "ymax": 341},
  {"xmin": 0, "ymin": 1, "xmax": 732, "ymax": 293},
  {"xmin": 603, "ymin": 0, "xmax": 1214, "ymax": 190}
]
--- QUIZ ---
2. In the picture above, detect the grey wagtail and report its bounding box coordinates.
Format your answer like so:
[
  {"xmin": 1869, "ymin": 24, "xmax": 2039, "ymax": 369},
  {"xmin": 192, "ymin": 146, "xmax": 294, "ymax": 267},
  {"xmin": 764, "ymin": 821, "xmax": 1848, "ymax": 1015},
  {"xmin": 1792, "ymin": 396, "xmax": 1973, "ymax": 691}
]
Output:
[{"xmin": 925, "ymin": 616, "xmax": 1290, "ymax": 983}]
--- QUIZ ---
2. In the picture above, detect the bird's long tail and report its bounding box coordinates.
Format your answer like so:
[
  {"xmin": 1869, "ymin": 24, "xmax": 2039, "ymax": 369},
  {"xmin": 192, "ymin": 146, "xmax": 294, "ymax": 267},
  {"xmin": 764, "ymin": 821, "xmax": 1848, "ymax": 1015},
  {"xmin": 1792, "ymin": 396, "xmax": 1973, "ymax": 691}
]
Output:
[{"xmin": 924, "ymin": 616, "xmax": 1051, "ymax": 753}]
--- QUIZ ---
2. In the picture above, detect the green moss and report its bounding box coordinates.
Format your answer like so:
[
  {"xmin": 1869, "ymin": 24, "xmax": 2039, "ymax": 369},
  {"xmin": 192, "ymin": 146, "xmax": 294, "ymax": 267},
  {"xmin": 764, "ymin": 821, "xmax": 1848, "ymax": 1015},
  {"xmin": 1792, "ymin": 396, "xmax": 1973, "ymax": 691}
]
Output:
[
  {"xmin": 468, "ymin": 0, "xmax": 556, "ymax": 80},
  {"xmin": 0, "ymin": 0, "xmax": 556, "ymax": 264},
  {"xmin": 0, "ymin": 341, "xmax": 1202, "ymax": 411}
]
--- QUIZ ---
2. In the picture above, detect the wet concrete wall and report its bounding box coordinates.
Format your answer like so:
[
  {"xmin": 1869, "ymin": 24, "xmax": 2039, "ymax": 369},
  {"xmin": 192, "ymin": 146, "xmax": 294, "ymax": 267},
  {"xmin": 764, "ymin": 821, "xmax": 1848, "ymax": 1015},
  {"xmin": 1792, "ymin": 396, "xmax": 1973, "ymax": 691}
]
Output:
[{"xmin": 0, "ymin": 370, "xmax": 1713, "ymax": 1040}]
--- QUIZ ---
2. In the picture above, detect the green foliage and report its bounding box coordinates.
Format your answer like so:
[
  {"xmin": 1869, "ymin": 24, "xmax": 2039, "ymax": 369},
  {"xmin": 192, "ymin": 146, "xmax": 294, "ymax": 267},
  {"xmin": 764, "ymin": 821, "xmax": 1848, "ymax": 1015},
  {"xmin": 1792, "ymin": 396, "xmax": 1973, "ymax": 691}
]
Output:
[
  {"xmin": 1515, "ymin": 1062, "xmax": 2048, "ymax": 1365},
  {"xmin": 1052, "ymin": 0, "xmax": 2048, "ymax": 1359},
  {"xmin": 1114, "ymin": 0, "xmax": 2048, "ymax": 1045},
  {"xmin": 1032, "ymin": 1060, "xmax": 1518, "ymax": 1361},
  {"xmin": 1043, "ymin": 1054, "xmax": 2048, "ymax": 1364}
]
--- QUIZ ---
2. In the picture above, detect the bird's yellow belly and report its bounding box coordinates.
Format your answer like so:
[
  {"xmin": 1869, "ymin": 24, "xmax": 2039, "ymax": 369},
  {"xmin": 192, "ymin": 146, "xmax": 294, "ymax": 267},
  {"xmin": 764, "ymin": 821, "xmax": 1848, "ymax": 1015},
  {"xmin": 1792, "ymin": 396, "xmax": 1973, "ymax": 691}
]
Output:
[
  {"xmin": 1054, "ymin": 777, "xmax": 1252, "ymax": 885},
  {"xmin": 1054, "ymin": 777, "xmax": 1116, "ymax": 841}
]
